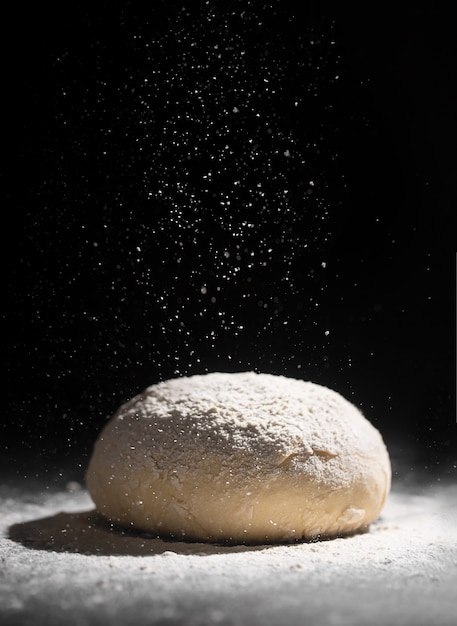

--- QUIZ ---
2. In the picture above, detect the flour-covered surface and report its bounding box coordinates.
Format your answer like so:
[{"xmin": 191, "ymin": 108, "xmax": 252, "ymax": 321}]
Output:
[{"xmin": 1, "ymin": 477, "xmax": 456, "ymax": 626}]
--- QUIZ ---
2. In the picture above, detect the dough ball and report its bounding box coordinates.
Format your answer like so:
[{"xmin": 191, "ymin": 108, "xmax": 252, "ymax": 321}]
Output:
[{"xmin": 86, "ymin": 372, "xmax": 391, "ymax": 543}]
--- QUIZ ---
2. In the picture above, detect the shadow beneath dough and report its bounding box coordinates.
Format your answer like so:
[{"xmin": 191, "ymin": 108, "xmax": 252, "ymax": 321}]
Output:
[{"xmin": 8, "ymin": 510, "xmax": 272, "ymax": 556}]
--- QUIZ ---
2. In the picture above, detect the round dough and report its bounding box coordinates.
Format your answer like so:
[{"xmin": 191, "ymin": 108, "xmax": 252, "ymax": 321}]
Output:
[{"xmin": 86, "ymin": 372, "xmax": 391, "ymax": 543}]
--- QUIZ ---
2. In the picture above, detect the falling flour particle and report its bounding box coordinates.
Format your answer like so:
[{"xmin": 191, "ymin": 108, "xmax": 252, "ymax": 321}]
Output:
[{"xmin": 86, "ymin": 372, "xmax": 391, "ymax": 543}]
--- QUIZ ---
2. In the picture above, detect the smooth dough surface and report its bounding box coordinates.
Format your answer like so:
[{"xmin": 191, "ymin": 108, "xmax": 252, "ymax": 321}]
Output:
[{"xmin": 86, "ymin": 372, "xmax": 391, "ymax": 543}]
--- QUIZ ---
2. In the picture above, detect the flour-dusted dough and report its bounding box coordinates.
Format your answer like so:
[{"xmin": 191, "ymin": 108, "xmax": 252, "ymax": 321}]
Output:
[{"xmin": 86, "ymin": 372, "xmax": 391, "ymax": 543}]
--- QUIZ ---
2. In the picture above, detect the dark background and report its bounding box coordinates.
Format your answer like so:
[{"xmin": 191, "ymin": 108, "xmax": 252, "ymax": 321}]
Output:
[{"xmin": 2, "ymin": 2, "xmax": 456, "ymax": 483}]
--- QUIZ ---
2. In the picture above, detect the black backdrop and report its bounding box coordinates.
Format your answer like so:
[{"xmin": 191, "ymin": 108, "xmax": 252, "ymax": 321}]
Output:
[{"xmin": 2, "ymin": 2, "xmax": 456, "ymax": 482}]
